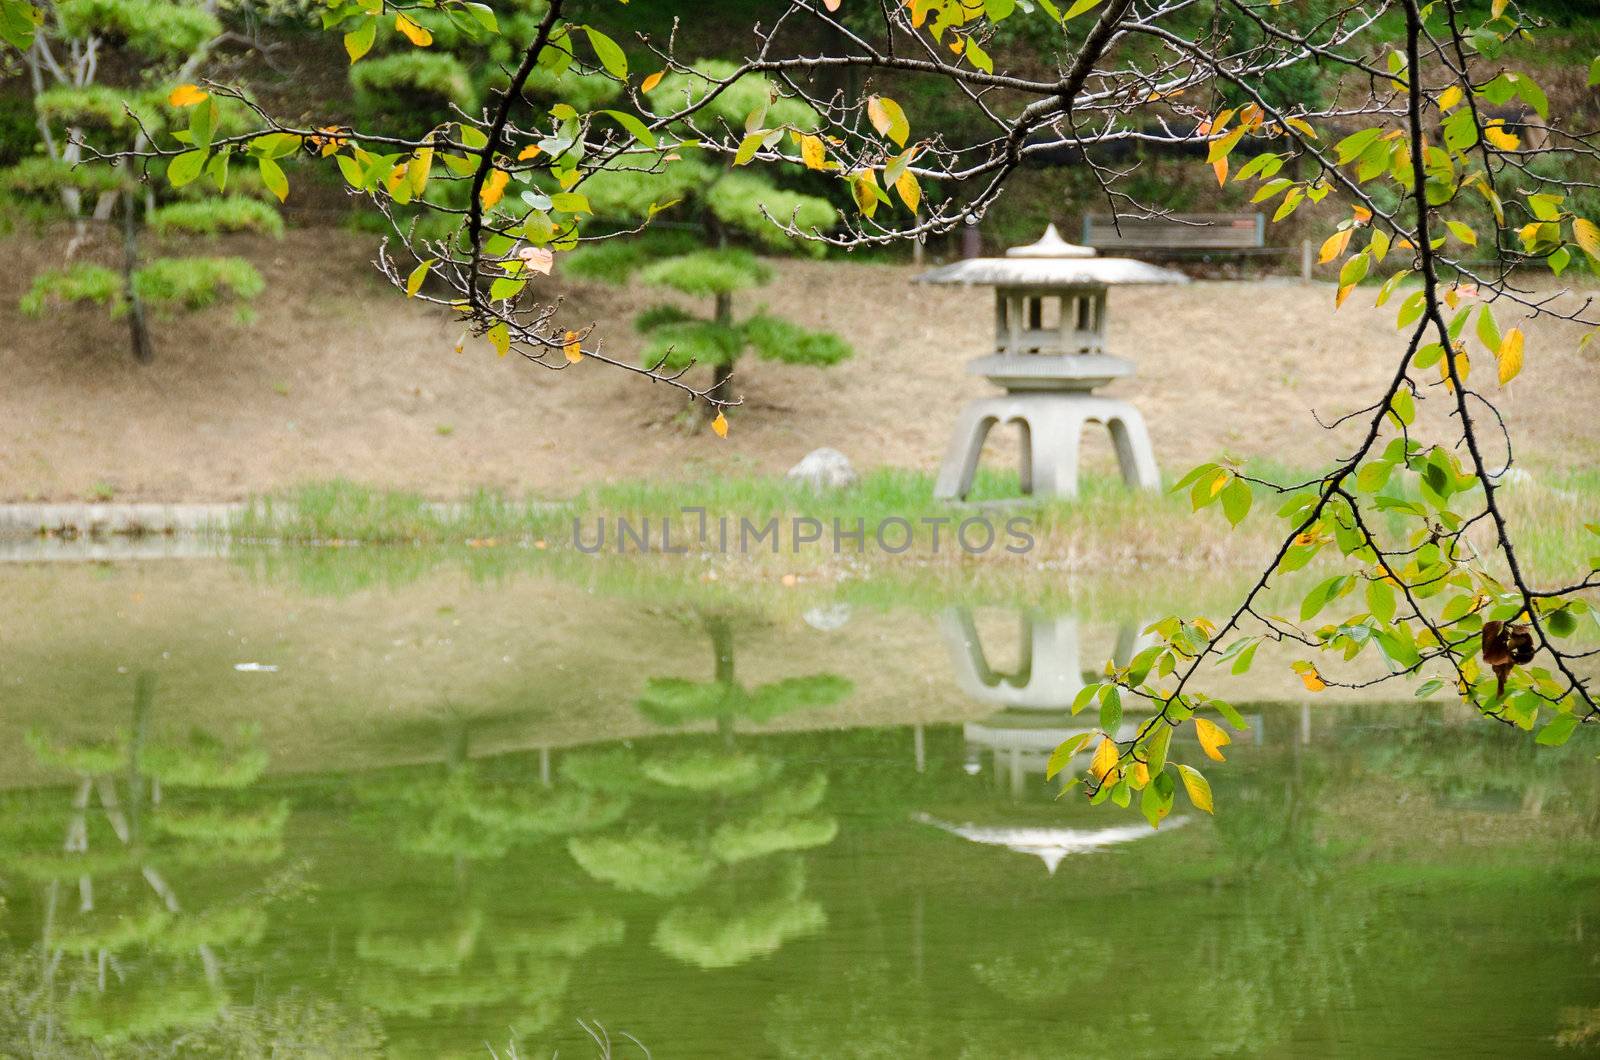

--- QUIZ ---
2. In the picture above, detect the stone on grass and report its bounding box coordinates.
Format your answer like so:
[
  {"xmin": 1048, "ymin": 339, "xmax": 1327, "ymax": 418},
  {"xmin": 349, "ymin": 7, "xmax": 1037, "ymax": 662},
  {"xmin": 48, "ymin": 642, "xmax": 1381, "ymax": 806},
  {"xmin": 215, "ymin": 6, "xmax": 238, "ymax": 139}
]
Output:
[{"xmin": 786, "ymin": 448, "xmax": 859, "ymax": 491}]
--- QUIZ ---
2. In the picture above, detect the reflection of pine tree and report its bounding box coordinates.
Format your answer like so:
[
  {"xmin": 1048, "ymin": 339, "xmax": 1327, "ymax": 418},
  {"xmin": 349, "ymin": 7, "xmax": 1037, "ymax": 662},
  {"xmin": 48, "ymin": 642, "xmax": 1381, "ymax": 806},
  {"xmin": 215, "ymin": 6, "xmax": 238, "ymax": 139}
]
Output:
[
  {"xmin": 564, "ymin": 613, "xmax": 848, "ymax": 968},
  {"xmin": 346, "ymin": 715, "xmax": 626, "ymax": 1050},
  {"xmin": 0, "ymin": 672, "xmax": 286, "ymax": 1051}
]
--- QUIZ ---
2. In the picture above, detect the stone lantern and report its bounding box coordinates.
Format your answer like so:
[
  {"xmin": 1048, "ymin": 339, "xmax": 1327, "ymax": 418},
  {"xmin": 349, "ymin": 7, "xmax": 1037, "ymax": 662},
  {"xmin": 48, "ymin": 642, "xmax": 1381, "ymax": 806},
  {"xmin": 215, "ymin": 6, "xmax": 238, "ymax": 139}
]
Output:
[{"xmin": 915, "ymin": 224, "xmax": 1187, "ymax": 500}]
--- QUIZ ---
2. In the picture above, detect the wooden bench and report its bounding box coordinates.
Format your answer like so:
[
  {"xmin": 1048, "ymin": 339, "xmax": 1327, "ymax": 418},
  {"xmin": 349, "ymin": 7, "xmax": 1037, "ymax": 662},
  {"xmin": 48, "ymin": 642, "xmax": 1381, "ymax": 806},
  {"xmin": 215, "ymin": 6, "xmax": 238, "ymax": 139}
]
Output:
[
  {"xmin": 1080, "ymin": 212, "xmax": 1273, "ymax": 256},
  {"xmin": 1081, "ymin": 211, "xmax": 1313, "ymax": 279}
]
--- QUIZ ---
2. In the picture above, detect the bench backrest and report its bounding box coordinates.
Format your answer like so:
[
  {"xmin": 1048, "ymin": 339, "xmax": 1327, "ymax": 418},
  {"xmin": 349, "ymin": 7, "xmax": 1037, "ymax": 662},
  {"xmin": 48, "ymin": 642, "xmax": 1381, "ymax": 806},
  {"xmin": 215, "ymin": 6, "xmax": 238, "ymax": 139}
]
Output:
[{"xmin": 1081, "ymin": 212, "xmax": 1265, "ymax": 251}]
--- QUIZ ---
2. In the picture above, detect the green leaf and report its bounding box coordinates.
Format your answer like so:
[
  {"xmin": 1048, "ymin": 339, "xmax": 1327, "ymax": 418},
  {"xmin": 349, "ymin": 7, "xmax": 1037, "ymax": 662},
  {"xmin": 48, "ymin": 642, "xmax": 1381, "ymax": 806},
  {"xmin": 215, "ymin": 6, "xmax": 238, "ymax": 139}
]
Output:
[
  {"xmin": 1045, "ymin": 732, "xmax": 1093, "ymax": 779},
  {"xmin": 1098, "ymin": 685, "xmax": 1122, "ymax": 734},
  {"xmin": 167, "ymin": 149, "xmax": 207, "ymax": 188},
  {"xmin": 258, "ymin": 157, "xmax": 288, "ymax": 202},
  {"xmin": 1366, "ymin": 577, "xmax": 1397, "ymax": 624},
  {"xmin": 1220, "ymin": 477, "xmax": 1252, "ymax": 526},
  {"xmin": 1536, "ymin": 714, "xmax": 1579, "ymax": 747},
  {"xmin": 1061, "ymin": 0, "xmax": 1104, "ymax": 19},
  {"xmin": 1176, "ymin": 764, "xmax": 1213, "ymax": 814},
  {"xmin": 733, "ymin": 132, "xmax": 763, "ymax": 167},
  {"xmin": 1144, "ymin": 723, "xmax": 1173, "ymax": 776},
  {"xmin": 344, "ymin": 17, "xmax": 375, "ymax": 63},
  {"xmin": 1140, "ymin": 771, "xmax": 1175, "ymax": 829},
  {"xmin": 1335, "ymin": 128, "xmax": 1383, "ymax": 165},
  {"xmin": 549, "ymin": 192, "xmax": 591, "ymax": 215},
  {"xmin": 584, "ymin": 26, "xmax": 627, "ymax": 80},
  {"xmin": 600, "ymin": 110, "xmax": 657, "ymax": 148}
]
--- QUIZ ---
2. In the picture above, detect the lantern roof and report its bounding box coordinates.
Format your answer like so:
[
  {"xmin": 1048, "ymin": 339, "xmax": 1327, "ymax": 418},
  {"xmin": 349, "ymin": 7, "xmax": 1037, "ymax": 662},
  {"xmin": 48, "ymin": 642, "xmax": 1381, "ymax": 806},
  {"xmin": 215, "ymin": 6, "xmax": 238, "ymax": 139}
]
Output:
[{"xmin": 914, "ymin": 223, "xmax": 1189, "ymax": 288}]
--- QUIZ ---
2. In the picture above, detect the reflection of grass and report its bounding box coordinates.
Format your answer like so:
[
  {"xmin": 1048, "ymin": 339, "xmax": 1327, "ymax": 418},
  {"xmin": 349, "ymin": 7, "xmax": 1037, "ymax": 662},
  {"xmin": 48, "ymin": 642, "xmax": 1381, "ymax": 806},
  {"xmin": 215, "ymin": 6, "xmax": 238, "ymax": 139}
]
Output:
[{"xmin": 229, "ymin": 466, "xmax": 1599, "ymax": 611}]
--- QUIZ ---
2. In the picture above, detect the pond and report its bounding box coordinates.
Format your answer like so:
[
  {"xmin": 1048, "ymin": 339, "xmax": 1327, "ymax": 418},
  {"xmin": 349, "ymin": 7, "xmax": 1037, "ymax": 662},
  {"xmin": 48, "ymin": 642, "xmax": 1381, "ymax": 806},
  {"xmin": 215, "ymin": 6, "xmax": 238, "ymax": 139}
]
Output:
[{"xmin": 2, "ymin": 552, "xmax": 1597, "ymax": 1057}]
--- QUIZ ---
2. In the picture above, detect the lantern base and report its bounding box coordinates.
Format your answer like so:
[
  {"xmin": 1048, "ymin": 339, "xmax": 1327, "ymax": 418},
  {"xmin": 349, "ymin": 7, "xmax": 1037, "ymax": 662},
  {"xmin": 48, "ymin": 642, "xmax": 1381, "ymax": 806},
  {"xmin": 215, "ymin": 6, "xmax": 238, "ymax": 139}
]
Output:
[{"xmin": 934, "ymin": 394, "xmax": 1159, "ymax": 501}]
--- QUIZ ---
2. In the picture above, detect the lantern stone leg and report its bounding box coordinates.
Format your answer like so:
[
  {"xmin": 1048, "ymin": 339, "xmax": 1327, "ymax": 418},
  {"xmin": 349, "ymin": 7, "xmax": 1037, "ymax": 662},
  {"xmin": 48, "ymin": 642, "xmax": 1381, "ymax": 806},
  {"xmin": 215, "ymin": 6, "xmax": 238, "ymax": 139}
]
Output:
[{"xmin": 933, "ymin": 394, "xmax": 1159, "ymax": 501}]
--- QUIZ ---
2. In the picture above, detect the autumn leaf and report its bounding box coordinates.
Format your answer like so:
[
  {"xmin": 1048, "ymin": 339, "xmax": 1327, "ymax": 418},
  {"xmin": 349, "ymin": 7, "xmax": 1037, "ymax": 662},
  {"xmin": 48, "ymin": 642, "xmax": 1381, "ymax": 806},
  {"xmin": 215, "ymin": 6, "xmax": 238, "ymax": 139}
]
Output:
[
  {"xmin": 563, "ymin": 329, "xmax": 582, "ymax": 363},
  {"xmin": 640, "ymin": 70, "xmax": 665, "ymax": 94},
  {"xmin": 1318, "ymin": 228, "xmax": 1352, "ymax": 263},
  {"xmin": 824, "ymin": 0, "xmax": 842, "ymax": 10},
  {"xmin": 487, "ymin": 322, "xmax": 510, "ymax": 357},
  {"xmin": 480, "ymin": 168, "xmax": 509, "ymax": 209},
  {"xmin": 1484, "ymin": 123, "xmax": 1520, "ymax": 151},
  {"xmin": 168, "ymin": 84, "xmax": 208, "ymax": 107},
  {"xmin": 1497, "ymin": 327, "xmax": 1524, "ymax": 385},
  {"xmin": 1574, "ymin": 217, "xmax": 1600, "ymax": 262},
  {"xmin": 895, "ymin": 169, "xmax": 921, "ymax": 213},
  {"xmin": 866, "ymin": 95, "xmax": 909, "ymax": 147},
  {"xmin": 1176, "ymin": 765, "xmax": 1214, "ymax": 814},
  {"xmin": 711, "ymin": 410, "xmax": 729, "ymax": 438},
  {"xmin": 1195, "ymin": 717, "xmax": 1231, "ymax": 762},
  {"xmin": 1298, "ymin": 668, "xmax": 1327, "ymax": 692},
  {"xmin": 395, "ymin": 12, "xmax": 432, "ymax": 46},
  {"xmin": 1211, "ymin": 156, "xmax": 1228, "ymax": 186},
  {"xmin": 518, "ymin": 246, "xmax": 555, "ymax": 275},
  {"xmin": 799, "ymin": 134, "xmax": 827, "ymax": 171},
  {"xmin": 1088, "ymin": 736, "xmax": 1118, "ymax": 782},
  {"xmin": 405, "ymin": 258, "xmax": 434, "ymax": 297},
  {"xmin": 517, "ymin": 144, "xmax": 541, "ymax": 161}
]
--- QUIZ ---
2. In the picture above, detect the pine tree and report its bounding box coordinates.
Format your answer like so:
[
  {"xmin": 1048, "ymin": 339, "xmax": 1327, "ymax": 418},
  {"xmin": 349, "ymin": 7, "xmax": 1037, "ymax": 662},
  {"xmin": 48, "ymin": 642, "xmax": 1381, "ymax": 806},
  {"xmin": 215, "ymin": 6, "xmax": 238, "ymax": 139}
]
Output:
[
  {"xmin": 563, "ymin": 62, "xmax": 852, "ymax": 414},
  {"xmin": 4, "ymin": 0, "xmax": 279, "ymax": 362}
]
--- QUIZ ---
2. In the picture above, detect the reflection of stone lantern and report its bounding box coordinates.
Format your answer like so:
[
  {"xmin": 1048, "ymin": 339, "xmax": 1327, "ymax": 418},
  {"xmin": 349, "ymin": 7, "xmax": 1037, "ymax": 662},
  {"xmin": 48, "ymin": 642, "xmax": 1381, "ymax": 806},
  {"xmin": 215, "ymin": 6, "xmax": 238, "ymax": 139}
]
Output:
[{"xmin": 916, "ymin": 225, "xmax": 1187, "ymax": 499}]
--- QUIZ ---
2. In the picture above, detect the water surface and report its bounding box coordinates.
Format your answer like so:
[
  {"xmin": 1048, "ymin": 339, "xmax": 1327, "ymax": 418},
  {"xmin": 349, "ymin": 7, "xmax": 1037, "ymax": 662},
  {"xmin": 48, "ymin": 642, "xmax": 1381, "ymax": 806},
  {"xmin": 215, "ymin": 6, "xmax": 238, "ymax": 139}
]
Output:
[{"xmin": 2, "ymin": 554, "xmax": 1597, "ymax": 1057}]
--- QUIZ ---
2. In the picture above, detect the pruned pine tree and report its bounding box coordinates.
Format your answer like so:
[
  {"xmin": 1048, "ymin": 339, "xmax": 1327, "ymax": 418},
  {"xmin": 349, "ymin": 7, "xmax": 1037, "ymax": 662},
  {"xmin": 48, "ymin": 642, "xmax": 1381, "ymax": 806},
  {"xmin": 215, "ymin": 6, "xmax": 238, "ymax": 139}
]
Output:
[
  {"xmin": 563, "ymin": 62, "xmax": 852, "ymax": 421},
  {"xmin": 4, "ymin": 0, "xmax": 279, "ymax": 362}
]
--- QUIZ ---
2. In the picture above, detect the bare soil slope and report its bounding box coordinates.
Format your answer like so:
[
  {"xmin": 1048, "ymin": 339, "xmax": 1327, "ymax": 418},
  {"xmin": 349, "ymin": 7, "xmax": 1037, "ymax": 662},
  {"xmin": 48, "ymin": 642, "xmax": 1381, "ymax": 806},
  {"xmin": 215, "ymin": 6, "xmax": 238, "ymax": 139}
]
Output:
[{"xmin": 2, "ymin": 230, "xmax": 1597, "ymax": 501}]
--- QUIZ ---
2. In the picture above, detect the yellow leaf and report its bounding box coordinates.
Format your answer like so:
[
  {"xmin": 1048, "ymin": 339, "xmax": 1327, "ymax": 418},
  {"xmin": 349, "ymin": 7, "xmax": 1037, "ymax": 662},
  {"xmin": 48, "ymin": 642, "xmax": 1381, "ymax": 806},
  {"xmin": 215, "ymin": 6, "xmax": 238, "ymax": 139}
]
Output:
[
  {"xmin": 640, "ymin": 70, "xmax": 665, "ymax": 93},
  {"xmin": 1497, "ymin": 327, "xmax": 1524, "ymax": 385},
  {"xmin": 1195, "ymin": 717, "xmax": 1231, "ymax": 762},
  {"xmin": 1129, "ymin": 761, "xmax": 1150, "ymax": 788},
  {"xmin": 1335, "ymin": 283, "xmax": 1355, "ymax": 309},
  {"xmin": 866, "ymin": 95, "xmax": 909, "ymax": 147},
  {"xmin": 1211, "ymin": 156, "xmax": 1228, "ymax": 186},
  {"xmin": 1177, "ymin": 765, "xmax": 1214, "ymax": 814},
  {"xmin": 799, "ymin": 134, "xmax": 826, "ymax": 171},
  {"xmin": 563, "ymin": 328, "xmax": 582, "ymax": 363},
  {"xmin": 1574, "ymin": 217, "xmax": 1600, "ymax": 262},
  {"xmin": 895, "ymin": 169, "xmax": 921, "ymax": 213},
  {"xmin": 405, "ymin": 258, "xmax": 433, "ymax": 297},
  {"xmin": 168, "ymin": 84, "xmax": 208, "ymax": 107},
  {"xmin": 711, "ymin": 410, "xmax": 729, "ymax": 438},
  {"xmin": 1088, "ymin": 736, "xmax": 1118, "ymax": 782},
  {"xmin": 851, "ymin": 168, "xmax": 880, "ymax": 217},
  {"xmin": 1318, "ymin": 228, "xmax": 1352, "ymax": 263},
  {"xmin": 517, "ymin": 144, "xmax": 541, "ymax": 161},
  {"xmin": 1285, "ymin": 116, "xmax": 1318, "ymax": 139},
  {"xmin": 410, "ymin": 146, "xmax": 433, "ymax": 196},
  {"xmin": 480, "ymin": 168, "xmax": 509, "ymax": 209},
  {"xmin": 1298, "ymin": 668, "xmax": 1326, "ymax": 692},
  {"xmin": 487, "ymin": 322, "xmax": 510, "ymax": 357},
  {"xmin": 1437, "ymin": 85, "xmax": 1463, "ymax": 112},
  {"xmin": 395, "ymin": 12, "xmax": 432, "ymax": 46},
  {"xmin": 1484, "ymin": 123, "xmax": 1520, "ymax": 151}
]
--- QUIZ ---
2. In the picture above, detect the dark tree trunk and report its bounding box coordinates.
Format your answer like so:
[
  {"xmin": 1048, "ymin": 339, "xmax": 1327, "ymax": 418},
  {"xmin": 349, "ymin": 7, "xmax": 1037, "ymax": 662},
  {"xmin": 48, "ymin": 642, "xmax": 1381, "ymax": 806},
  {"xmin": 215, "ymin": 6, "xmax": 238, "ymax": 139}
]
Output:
[
  {"xmin": 120, "ymin": 188, "xmax": 153, "ymax": 364},
  {"xmin": 709, "ymin": 290, "xmax": 736, "ymax": 415}
]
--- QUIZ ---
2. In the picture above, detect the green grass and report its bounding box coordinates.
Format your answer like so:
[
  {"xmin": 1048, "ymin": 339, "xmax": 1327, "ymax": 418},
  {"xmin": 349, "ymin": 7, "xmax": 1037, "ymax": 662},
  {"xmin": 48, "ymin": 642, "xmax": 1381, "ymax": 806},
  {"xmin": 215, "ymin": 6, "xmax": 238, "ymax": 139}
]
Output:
[{"xmin": 230, "ymin": 464, "xmax": 1600, "ymax": 598}]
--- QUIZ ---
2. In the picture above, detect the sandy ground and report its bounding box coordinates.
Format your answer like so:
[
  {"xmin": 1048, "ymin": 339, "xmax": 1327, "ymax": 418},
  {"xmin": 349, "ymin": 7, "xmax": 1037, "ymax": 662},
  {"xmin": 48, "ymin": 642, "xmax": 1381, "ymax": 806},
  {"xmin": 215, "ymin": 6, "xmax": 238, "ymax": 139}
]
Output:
[{"xmin": 2, "ymin": 229, "xmax": 1598, "ymax": 501}]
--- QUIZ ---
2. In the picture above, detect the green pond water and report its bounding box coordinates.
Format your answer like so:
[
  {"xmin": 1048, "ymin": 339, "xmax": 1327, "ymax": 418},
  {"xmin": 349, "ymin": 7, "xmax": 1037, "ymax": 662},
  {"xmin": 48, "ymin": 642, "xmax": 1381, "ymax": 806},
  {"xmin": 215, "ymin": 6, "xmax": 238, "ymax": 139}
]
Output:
[{"xmin": 2, "ymin": 552, "xmax": 1598, "ymax": 1057}]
